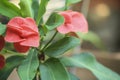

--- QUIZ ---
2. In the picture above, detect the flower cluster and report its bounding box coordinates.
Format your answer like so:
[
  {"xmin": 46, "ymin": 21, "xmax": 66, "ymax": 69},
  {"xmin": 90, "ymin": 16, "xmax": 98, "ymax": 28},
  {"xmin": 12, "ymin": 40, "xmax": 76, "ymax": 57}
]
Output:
[
  {"xmin": 57, "ymin": 10, "xmax": 88, "ymax": 34},
  {"xmin": 5, "ymin": 17, "xmax": 39, "ymax": 52},
  {"xmin": 0, "ymin": 10, "xmax": 88, "ymax": 69},
  {"xmin": 0, "ymin": 10, "xmax": 88, "ymax": 53}
]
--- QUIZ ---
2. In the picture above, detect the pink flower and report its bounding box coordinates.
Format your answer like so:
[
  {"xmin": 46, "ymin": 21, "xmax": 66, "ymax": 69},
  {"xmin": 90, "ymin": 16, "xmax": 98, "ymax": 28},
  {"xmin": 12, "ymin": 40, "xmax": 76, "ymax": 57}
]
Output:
[
  {"xmin": 0, "ymin": 54, "xmax": 5, "ymax": 69},
  {"xmin": 57, "ymin": 10, "xmax": 88, "ymax": 34},
  {"xmin": 0, "ymin": 36, "xmax": 5, "ymax": 51},
  {"xmin": 5, "ymin": 17, "xmax": 40, "ymax": 53}
]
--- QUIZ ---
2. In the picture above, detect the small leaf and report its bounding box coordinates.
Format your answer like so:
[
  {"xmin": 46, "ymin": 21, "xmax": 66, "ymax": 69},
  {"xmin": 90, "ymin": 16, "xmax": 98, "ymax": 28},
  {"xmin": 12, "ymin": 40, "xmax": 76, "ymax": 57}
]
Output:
[
  {"xmin": 18, "ymin": 49, "xmax": 39, "ymax": 80},
  {"xmin": 45, "ymin": 13, "xmax": 64, "ymax": 30},
  {"xmin": 44, "ymin": 37, "xmax": 80, "ymax": 57},
  {"xmin": 0, "ymin": 0, "xmax": 21, "ymax": 18},
  {"xmin": 76, "ymin": 31, "xmax": 106, "ymax": 50},
  {"xmin": 0, "ymin": 23, "xmax": 6, "ymax": 35},
  {"xmin": 0, "ymin": 55, "xmax": 25, "ymax": 80},
  {"xmin": 19, "ymin": 0, "xmax": 33, "ymax": 17},
  {"xmin": 39, "ymin": 25, "xmax": 48, "ymax": 36},
  {"xmin": 36, "ymin": 0, "xmax": 49, "ymax": 25},
  {"xmin": 40, "ymin": 58, "xmax": 70, "ymax": 80},
  {"xmin": 60, "ymin": 52, "xmax": 120, "ymax": 80},
  {"xmin": 32, "ymin": 0, "xmax": 39, "ymax": 19}
]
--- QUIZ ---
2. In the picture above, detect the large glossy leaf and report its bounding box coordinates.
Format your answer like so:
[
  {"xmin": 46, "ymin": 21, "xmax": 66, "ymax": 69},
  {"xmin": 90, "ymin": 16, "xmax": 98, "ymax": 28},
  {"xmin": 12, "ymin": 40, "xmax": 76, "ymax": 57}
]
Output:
[
  {"xmin": 44, "ymin": 37, "xmax": 80, "ymax": 57},
  {"xmin": 32, "ymin": 0, "xmax": 39, "ymax": 19},
  {"xmin": 18, "ymin": 49, "xmax": 39, "ymax": 80},
  {"xmin": 0, "ymin": 55, "xmax": 25, "ymax": 80},
  {"xmin": 40, "ymin": 58, "xmax": 70, "ymax": 80},
  {"xmin": 76, "ymin": 31, "xmax": 106, "ymax": 50},
  {"xmin": 45, "ymin": 13, "xmax": 64, "ymax": 30},
  {"xmin": 36, "ymin": 0, "xmax": 49, "ymax": 25},
  {"xmin": 19, "ymin": 0, "xmax": 33, "ymax": 17},
  {"xmin": 0, "ymin": 23, "xmax": 6, "ymax": 35},
  {"xmin": 0, "ymin": 0, "xmax": 21, "ymax": 18},
  {"xmin": 60, "ymin": 52, "xmax": 120, "ymax": 80}
]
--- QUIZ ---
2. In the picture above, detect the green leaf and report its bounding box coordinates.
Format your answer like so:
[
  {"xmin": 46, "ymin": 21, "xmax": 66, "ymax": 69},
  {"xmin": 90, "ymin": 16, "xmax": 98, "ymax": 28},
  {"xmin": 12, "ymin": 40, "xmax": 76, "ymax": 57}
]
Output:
[
  {"xmin": 0, "ymin": 55, "xmax": 25, "ymax": 80},
  {"xmin": 39, "ymin": 25, "xmax": 48, "ymax": 36},
  {"xmin": 76, "ymin": 31, "xmax": 106, "ymax": 50},
  {"xmin": 66, "ymin": 0, "xmax": 82, "ymax": 5},
  {"xmin": 45, "ymin": 13, "xmax": 64, "ymax": 30},
  {"xmin": 36, "ymin": 0, "xmax": 49, "ymax": 25},
  {"xmin": 60, "ymin": 52, "xmax": 120, "ymax": 80},
  {"xmin": 18, "ymin": 49, "xmax": 39, "ymax": 80},
  {"xmin": 0, "ymin": 0, "xmax": 21, "ymax": 18},
  {"xmin": 19, "ymin": 0, "xmax": 33, "ymax": 17},
  {"xmin": 32, "ymin": 0, "xmax": 39, "ymax": 19},
  {"xmin": 0, "ymin": 23, "xmax": 6, "ymax": 35},
  {"xmin": 40, "ymin": 58, "xmax": 70, "ymax": 80},
  {"xmin": 69, "ymin": 72, "xmax": 80, "ymax": 80},
  {"xmin": 44, "ymin": 37, "xmax": 80, "ymax": 57}
]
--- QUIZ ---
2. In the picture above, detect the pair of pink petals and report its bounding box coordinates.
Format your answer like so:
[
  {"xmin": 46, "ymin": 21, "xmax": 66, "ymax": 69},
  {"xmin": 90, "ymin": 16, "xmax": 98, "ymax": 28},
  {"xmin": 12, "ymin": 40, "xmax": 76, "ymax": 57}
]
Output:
[
  {"xmin": 5, "ymin": 17, "xmax": 40, "ymax": 53},
  {"xmin": 57, "ymin": 10, "xmax": 88, "ymax": 34}
]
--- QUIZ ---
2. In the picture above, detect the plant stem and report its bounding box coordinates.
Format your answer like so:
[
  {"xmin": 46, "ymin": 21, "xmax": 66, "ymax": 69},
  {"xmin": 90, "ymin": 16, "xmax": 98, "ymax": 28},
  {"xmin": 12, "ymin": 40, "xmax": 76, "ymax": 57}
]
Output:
[
  {"xmin": 36, "ymin": 73, "xmax": 39, "ymax": 80},
  {"xmin": 3, "ymin": 49, "xmax": 19, "ymax": 54},
  {"xmin": 42, "ymin": 31, "xmax": 58, "ymax": 51}
]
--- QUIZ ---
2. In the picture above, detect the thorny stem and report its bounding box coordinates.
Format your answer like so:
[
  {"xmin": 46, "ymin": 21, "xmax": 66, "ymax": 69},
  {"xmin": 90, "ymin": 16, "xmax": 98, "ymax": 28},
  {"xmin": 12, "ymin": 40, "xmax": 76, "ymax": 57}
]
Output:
[{"xmin": 42, "ymin": 31, "xmax": 58, "ymax": 51}]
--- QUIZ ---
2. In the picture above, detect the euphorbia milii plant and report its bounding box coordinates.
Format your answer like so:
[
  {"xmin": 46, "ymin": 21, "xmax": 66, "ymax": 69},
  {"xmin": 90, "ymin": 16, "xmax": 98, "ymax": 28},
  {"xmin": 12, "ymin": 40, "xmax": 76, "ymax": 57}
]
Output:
[{"xmin": 0, "ymin": 0, "xmax": 120, "ymax": 80}]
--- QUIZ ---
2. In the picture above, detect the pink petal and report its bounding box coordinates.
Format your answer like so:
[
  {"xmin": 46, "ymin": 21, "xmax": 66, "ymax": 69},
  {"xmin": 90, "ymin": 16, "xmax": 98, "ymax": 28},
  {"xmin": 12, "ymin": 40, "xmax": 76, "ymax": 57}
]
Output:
[
  {"xmin": 57, "ymin": 24, "xmax": 74, "ymax": 34},
  {"xmin": 24, "ymin": 18, "xmax": 38, "ymax": 33},
  {"xmin": 21, "ymin": 26, "xmax": 38, "ymax": 37},
  {"xmin": 7, "ymin": 17, "xmax": 25, "ymax": 29},
  {"xmin": 71, "ymin": 12, "xmax": 88, "ymax": 33},
  {"xmin": 7, "ymin": 17, "xmax": 38, "ymax": 34},
  {"xmin": 5, "ymin": 28, "xmax": 25, "ymax": 42},
  {"xmin": 14, "ymin": 42, "xmax": 30, "ymax": 53},
  {"xmin": 60, "ymin": 12, "xmax": 72, "ymax": 24},
  {"xmin": 20, "ymin": 35, "xmax": 40, "ymax": 47}
]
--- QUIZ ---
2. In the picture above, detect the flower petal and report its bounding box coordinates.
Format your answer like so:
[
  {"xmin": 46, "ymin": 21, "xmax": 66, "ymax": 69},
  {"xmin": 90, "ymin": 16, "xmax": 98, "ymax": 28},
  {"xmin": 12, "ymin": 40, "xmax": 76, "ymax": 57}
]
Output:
[
  {"xmin": 71, "ymin": 12, "xmax": 88, "ymax": 33},
  {"xmin": 7, "ymin": 17, "xmax": 24, "ymax": 29},
  {"xmin": 7, "ymin": 17, "xmax": 38, "ymax": 34},
  {"xmin": 25, "ymin": 17, "xmax": 38, "ymax": 33},
  {"xmin": 5, "ymin": 28, "xmax": 25, "ymax": 42},
  {"xmin": 20, "ymin": 35, "xmax": 39, "ymax": 47},
  {"xmin": 14, "ymin": 42, "xmax": 30, "ymax": 53},
  {"xmin": 59, "ymin": 11, "xmax": 72, "ymax": 24},
  {"xmin": 57, "ymin": 24, "xmax": 74, "ymax": 34},
  {"xmin": 0, "ymin": 36, "xmax": 5, "ymax": 51}
]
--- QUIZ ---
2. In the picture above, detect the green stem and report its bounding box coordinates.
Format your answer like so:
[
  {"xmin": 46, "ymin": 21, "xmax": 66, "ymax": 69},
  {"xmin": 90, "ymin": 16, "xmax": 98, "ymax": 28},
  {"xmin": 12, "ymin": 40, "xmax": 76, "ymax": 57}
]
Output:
[
  {"xmin": 3, "ymin": 49, "xmax": 19, "ymax": 54},
  {"xmin": 36, "ymin": 72, "xmax": 40, "ymax": 80},
  {"xmin": 42, "ymin": 31, "xmax": 58, "ymax": 51}
]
